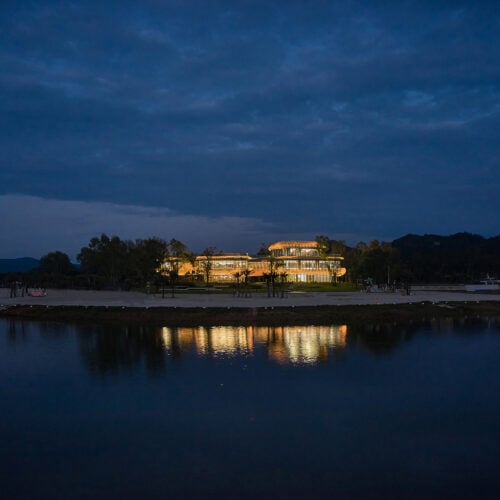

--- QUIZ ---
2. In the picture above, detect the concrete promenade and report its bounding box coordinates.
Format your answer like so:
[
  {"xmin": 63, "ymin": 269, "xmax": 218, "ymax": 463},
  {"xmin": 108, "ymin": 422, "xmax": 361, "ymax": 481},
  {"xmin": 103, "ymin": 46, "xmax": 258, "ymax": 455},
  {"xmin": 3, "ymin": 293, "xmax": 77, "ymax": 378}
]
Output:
[{"xmin": 2, "ymin": 288, "xmax": 499, "ymax": 309}]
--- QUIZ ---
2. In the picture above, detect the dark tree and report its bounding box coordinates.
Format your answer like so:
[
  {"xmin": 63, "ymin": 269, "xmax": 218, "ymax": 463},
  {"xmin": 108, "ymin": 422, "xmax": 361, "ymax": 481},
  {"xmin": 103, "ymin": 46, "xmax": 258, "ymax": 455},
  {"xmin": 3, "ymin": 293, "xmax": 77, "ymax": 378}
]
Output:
[
  {"xmin": 344, "ymin": 241, "xmax": 400, "ymax": 286},
  {"xmin": 392, "ymin": 232, "xmax": 500, "ymax": 283},
  {"xmin": 39, "ymin": 251, "xmax": 74, "ymax": 275},
  {"xmin": 315, "ymin": 235, "xmax": 330, "ymax": 258},
  {"xmin": 131, "ymin": 237, "xmax": 169, "ymax": 288},
  {"xmin": 256, "ymin": 243, "xmax": 269, "ymax": 256},
  {"xmin": 163, "ymin": 239, "xmax": 193, "ymax": 297},
  {"xmin": 77, "ymin": 234, "xmax": 130, "ymax": 289},
  {"xmin": 241, "ymin": 269, "xmax": 252, "ymax": 297},
  {"xmin": 315, "ymin": 235, "xmax": 346, "ymax": 284},
  {"xmin": 34, "ymin": 251, "xmax": 76, "ymax": 288},
  {"xmin": 261, "ymin": 248, "xmax": 283, "ymax": 297},
  {"xmin": 199, "ymin": 246, "xmax": 216, "ymax": 285}
]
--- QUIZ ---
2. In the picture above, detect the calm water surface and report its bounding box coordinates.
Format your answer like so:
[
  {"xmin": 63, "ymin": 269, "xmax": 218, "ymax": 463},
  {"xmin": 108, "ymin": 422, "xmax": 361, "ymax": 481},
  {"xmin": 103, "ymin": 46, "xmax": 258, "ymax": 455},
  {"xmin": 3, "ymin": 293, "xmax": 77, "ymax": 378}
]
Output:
[{"xmin": 1, "ymin": 318, "xmax": 500, "ymax": 499}]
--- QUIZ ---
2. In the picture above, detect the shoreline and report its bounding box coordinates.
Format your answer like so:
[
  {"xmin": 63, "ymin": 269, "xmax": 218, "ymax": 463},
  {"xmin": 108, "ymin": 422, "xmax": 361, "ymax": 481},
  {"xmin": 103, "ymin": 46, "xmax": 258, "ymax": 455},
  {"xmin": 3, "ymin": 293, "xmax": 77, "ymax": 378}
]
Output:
[
  {"xmin": 2, "ymin": 294, "xmax": 500, "ymax": 327},
  {"xmin": 2, "ymin": 288, "xmax": 500, "ymax": 326}
]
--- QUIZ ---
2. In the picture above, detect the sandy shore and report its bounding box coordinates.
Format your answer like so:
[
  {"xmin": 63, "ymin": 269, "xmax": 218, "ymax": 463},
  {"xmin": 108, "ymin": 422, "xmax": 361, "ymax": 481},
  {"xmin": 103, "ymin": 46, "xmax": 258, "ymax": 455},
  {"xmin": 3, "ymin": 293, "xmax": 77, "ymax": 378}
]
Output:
[
  {"xmin": 1, "ymin": 287, "xmax": 500, "ymax": 327},
  {"xmin": 1, "ymin": 287, "xmax": 500, "ymax": 308}
]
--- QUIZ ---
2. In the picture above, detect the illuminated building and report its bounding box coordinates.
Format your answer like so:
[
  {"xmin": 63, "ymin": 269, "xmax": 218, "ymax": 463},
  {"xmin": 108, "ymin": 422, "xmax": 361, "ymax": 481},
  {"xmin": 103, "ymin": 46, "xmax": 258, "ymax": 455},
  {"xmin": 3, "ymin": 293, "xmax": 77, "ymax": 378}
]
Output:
[
  {"xmin": 195, "ymin": 253, "xmax": 253, "ymax": 282},
  {"xmin": 267, "ymin": 241, "xmax": 346, "ymax": 283},
  {"xmin": 160, "ymin": 240, "xmax": 346, "ymax": 283}
]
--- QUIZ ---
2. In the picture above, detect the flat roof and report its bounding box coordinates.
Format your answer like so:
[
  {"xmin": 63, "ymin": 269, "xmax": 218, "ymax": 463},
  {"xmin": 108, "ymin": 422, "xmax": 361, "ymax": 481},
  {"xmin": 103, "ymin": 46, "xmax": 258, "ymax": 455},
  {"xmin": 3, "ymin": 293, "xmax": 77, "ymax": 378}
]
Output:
[{"xmin": 268, "ymin": 241, "xmax": 318, "ymax": 250}]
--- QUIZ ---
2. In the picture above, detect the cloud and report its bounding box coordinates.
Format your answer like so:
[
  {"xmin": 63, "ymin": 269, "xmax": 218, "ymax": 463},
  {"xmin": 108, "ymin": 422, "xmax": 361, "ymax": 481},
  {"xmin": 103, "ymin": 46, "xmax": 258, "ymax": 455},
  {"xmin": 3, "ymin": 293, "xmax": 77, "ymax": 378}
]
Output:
[
  {"xmin": 0, "ymin": 195, "xmax": 385, "ymax": 260},
  {"xmin": 0, "ymin": 1, "xmax": 499, "ymax": 252},
  {"xmin": 0, "ymin": 195, "xmax": 278, "ymax": 259},
  {"xmin": 311, "ymin": 166, "xmax": 375, "ymax": 183}
]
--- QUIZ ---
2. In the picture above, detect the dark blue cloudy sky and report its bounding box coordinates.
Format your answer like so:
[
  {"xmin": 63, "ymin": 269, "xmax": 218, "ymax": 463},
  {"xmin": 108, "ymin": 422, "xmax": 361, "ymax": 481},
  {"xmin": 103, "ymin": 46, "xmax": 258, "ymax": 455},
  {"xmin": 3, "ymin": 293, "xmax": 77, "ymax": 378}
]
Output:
[{"xmin": 1, "ymin": 0, "xmax": 499, "ymax": 259}]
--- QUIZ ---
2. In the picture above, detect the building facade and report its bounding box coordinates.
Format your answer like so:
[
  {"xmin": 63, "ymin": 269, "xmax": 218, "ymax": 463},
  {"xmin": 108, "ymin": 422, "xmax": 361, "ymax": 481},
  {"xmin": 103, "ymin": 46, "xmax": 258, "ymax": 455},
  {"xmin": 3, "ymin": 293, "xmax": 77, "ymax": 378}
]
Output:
[
  {"xmin": 160, "ymin": 240, "xmax": 346, "ymax": 283},
  {"xmin": 267, "ymin": 241, "xmax": 346, "ymax": 283}
]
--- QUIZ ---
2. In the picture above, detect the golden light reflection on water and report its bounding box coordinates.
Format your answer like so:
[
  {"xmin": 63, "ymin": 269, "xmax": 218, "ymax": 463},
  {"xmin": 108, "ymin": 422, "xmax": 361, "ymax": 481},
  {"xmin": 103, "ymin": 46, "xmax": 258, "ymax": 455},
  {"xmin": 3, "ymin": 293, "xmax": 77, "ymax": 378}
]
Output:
[{"xmin": 161, "ymin": 325, "xmax": 347, "ymax": 364}]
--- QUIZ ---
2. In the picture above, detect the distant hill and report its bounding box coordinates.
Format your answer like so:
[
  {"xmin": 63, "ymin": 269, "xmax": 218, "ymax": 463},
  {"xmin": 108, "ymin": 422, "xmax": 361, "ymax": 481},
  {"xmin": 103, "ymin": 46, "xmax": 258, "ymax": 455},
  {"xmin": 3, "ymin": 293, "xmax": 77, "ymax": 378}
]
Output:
[
  {"xmin": 0, "ymin": 257, "xmax": 40, "ymax": 273},
  {"xmin": 392, "ymin": 232, "xmax": 500, "ymax": 282}
]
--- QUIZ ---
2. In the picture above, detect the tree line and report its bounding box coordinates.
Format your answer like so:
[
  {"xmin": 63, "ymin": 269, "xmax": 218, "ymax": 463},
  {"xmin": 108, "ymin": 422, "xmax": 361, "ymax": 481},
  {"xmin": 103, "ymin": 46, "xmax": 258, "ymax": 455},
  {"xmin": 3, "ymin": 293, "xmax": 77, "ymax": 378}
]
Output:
[
  {"xmin": 333, "ymin": 232, "xmax": 500, "ymax": 285},
  {"xmin": 392, "ymin": 232, "xmax": 500, "ymax": 283},
  {"xmin": 316, "ymin": 233, "xmax": 500, "ymax": 286},
  {"xmin": 2, "ymin": 235, "xmax": 194, "ymax": 291},
  {"xmin": 2, "ymin": 231, "xmax": 499, "ymax": 290}
]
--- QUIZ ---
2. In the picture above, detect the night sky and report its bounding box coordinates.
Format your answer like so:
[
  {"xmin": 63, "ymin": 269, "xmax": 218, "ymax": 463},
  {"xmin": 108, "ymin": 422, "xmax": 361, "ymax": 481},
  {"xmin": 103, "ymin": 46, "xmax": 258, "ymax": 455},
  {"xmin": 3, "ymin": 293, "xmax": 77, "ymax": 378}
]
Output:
[{"xmin": 1, "ymin": 1, "xmax": 499, "ymax": 259}]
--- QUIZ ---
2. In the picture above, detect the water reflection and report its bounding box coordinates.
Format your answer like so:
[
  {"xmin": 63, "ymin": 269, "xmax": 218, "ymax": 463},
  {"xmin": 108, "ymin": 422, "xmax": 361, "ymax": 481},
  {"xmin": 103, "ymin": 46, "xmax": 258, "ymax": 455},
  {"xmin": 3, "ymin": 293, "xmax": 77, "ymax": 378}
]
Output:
[
  {"xmin": 160, "ymin": 325, "xmax": 347, "ymax": 364},
  {"xmin": 76, "ymin": 324, "xmax": 350, "ymax": 375},
  {"xmin": 2, "ymin": 316, "xmax": 500, "ymax": 500},
  {"xmin": 7, "ymin": 319, "xmax": 28, "ymax": 341},
  {"xmin": 3, "ymin": 317, "xmax": 500, "ymax": 377},
  {"xmin": 259, "ymin": 325, "xmax": 347, "ymax": 364},
  {"xmin": 77, "ymin": 324, "xmax": 168, "ymax": 376},
  {"xmin": 6, "ymin": 319, "xmax": 71, "ymax": 343},
  {"xmin": 161, "ymin": 326, "xmax": 255, "ymax": 356}
]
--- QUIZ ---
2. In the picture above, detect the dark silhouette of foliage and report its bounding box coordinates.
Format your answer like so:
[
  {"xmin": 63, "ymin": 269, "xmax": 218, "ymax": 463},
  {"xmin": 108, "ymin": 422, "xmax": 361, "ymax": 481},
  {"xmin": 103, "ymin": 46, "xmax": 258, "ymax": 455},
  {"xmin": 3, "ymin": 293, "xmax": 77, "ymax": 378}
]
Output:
[
  {"xmin": 345, "ymin": 240, "xmax": 400, "ymax": 285},
  {"xmin": 163, "ymin": 238, "xmax": 193, "ymax": 297},
  {"xmin": 77, "ymin": 234, "xmax": 180, "ymax": 290},
  {"xmin": 256, "ymin": 243, "xmax": 269, "ymax": 256},
  {"xmin": 130, "ymin": 237, "xmax": 169, "ymax": 288},
  {"xmin": 6, "ymin": 231, "xmax": 498, "ymax": 290},
  {"xmin": 315, "ymin": 235, "xmax": 330, "ymax": 258},
  {"xmin": 32, "ymin": 251, "xmax": 77, "ymax": 288},
  {"xmin": 199, "ymin": 246, "xmax": 216, "ymax": 285},
  {"xmin": 392, "ymin": 232, "xmax": 500, "ymax": 283},
  {"xmin": 77, "ymin": 234, "xmax": 130, "ymax": 289},
  {"xmin": 314, "ymin": 235, "xmax": 347, "ymax": 283},
  {"xmin": 39, "ymin": 251, "xmax": 75, "ymax": 275}
]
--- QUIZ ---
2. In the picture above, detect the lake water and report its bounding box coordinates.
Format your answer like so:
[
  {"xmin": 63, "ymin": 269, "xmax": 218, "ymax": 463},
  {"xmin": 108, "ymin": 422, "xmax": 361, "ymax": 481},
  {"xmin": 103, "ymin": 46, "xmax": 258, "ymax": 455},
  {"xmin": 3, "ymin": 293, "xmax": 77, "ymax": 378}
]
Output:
[{"xmin": 1, "ymin": 317, "xmax": 500, "ymax": 499}]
